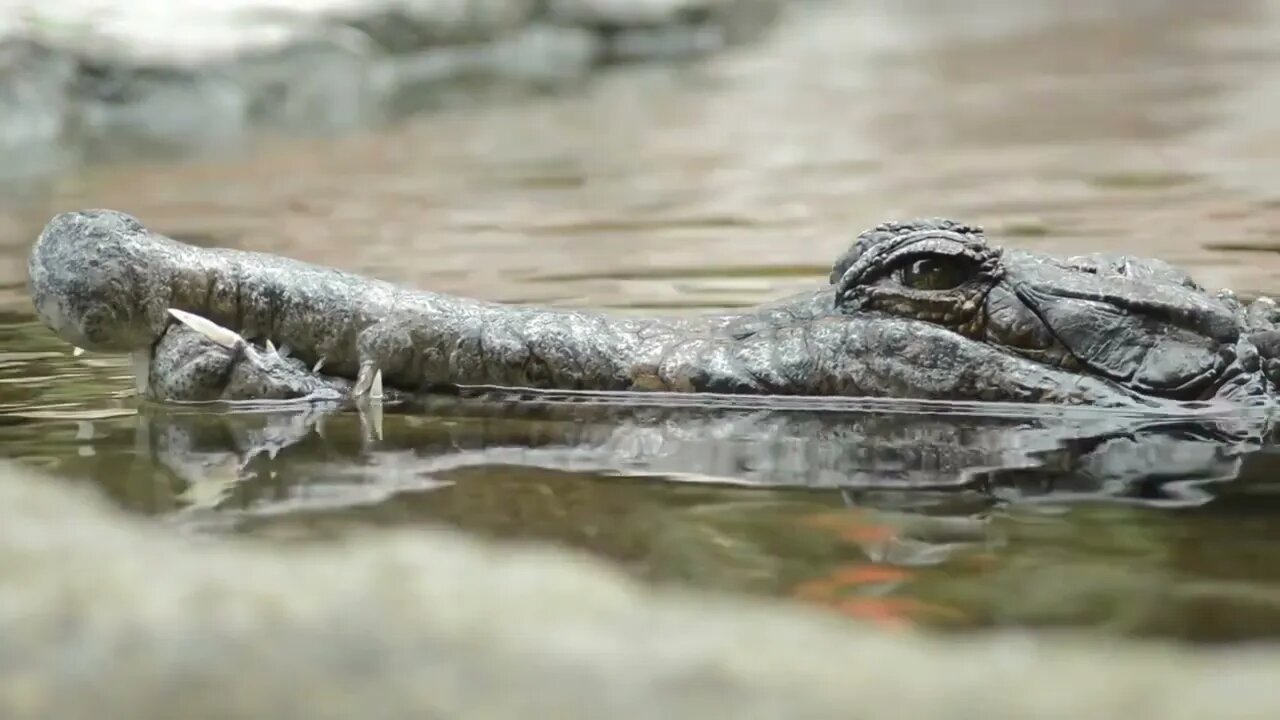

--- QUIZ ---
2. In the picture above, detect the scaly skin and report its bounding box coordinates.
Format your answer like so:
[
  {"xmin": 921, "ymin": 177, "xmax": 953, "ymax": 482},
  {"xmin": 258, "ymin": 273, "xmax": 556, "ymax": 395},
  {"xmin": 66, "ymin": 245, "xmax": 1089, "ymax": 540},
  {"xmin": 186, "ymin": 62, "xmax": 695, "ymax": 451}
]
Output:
[
  {"xmin": 147, "ymin": 323, "xmax": 348, "ymax": 402},
  {"xmin": 27, "ymin": 209, "xmax": 1280, "ymax": 407},
  {"xmin": 147, "ymin": 319, "xmax": 418, "ymax": 405}
]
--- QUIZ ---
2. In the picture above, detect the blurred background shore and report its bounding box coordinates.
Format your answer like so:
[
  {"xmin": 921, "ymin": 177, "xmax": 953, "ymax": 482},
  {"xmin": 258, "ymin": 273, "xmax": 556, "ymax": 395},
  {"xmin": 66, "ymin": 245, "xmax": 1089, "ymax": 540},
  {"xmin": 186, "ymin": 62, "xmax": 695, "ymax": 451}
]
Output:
[{"xmin": 3, "ymin": 0, "xmax": 1280, "ymax": 314}]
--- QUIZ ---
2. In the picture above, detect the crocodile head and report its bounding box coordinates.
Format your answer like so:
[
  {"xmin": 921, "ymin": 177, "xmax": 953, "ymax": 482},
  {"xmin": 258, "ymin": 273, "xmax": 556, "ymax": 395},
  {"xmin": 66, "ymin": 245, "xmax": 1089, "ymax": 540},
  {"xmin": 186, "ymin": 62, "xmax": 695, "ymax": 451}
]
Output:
[{"xmin": 830, "ymin": 219, "xmax": 1275, "ymax": 403}]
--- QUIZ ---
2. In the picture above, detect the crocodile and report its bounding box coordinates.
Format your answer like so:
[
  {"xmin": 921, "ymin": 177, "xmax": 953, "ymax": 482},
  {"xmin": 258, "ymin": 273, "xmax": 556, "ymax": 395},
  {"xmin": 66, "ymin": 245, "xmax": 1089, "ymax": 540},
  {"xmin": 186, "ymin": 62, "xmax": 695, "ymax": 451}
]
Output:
[{"xmin": 27, "ymin": 208, "xmax": 1280, "ymax": 408}]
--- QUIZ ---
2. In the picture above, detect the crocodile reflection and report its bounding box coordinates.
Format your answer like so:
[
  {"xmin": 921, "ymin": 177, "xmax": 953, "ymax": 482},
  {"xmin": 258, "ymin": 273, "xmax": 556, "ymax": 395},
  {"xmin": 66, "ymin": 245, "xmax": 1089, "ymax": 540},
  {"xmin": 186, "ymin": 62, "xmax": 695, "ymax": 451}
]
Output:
[
  {"xmin": 108, "ymin": 396, "xmax": 1272, "ymax": 624},
  {"xmin": 126, "ymin": 395, "xmax": 1269, "ymax": 524}
]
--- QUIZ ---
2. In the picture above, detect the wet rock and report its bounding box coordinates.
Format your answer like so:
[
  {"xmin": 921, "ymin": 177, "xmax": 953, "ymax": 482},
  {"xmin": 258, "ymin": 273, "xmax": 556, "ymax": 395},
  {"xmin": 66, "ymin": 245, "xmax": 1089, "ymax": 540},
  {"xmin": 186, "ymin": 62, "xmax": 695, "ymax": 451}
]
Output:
[
  {"xmin": 0, "ymin": 39, "xmax": 82, "ymax": 177},
  {"xmin": 0, "ymin": 0, "xmax": 793, "ymax": 176},
  {"xmin": 2, "ymin": 459, "xmax": 1280, "ymax": 720},
  {"xmin": 548, "ymin": 0, "xmax": 737, "ymax": 26},
  {"xmin": 548, "ymin": 0, "xmax": 783, "ymax": 37},
  {"xmin": 549, "ymin": 0, "xmax": 786, "ymax": 61},
  {"xmin": 325, "ymin": 0, "xmax": 539, "ymax": 52},
  {"xmin": 0, "ymin": 39, "xmax": 73, "ymax": 148}
]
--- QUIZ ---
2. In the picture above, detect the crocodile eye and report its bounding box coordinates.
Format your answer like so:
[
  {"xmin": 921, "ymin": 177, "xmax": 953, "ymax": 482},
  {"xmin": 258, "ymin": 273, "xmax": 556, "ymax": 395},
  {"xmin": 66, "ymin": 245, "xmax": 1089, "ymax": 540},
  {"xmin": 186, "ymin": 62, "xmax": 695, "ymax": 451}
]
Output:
[{"xmin": 899, "ymin": 257, "xmax": 972, "ymax": 290}]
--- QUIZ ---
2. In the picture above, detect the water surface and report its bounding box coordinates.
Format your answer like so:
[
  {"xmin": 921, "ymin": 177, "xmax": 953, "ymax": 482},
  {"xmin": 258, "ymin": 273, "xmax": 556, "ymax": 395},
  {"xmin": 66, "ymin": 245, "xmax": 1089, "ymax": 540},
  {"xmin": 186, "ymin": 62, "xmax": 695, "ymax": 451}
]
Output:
[{"xmin": 6, "ymin": 0, "xmax": 1280, "ymax": 643}]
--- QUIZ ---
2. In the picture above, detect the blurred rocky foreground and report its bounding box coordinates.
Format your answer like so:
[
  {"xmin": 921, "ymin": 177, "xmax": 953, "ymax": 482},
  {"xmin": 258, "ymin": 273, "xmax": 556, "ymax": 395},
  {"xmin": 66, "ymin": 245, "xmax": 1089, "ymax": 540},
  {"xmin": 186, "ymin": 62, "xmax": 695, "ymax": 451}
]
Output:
[
  {"xmin": 1, "ymin": 459, "xmax": 1279, "ymax": 720},
  {"xmin": 0, "ymin": 0, "xmax": 793, "ymax": 171}
]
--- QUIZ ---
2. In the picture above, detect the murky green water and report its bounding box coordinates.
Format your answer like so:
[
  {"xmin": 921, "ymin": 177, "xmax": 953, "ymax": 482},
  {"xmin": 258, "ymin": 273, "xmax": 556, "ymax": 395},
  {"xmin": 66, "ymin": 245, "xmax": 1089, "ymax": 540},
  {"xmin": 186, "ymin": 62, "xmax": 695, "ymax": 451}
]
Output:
[{"xmin": 7, "ymin": 0, "xmax": 1280, "ymax": 643}]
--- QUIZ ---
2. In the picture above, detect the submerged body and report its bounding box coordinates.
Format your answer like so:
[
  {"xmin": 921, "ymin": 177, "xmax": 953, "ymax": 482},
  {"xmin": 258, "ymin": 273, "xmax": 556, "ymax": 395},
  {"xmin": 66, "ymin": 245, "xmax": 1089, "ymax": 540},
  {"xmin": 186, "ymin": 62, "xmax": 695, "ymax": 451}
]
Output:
[{"xmin": 27, "ymin": 209, "xmax": 1280, "ymax": 407}]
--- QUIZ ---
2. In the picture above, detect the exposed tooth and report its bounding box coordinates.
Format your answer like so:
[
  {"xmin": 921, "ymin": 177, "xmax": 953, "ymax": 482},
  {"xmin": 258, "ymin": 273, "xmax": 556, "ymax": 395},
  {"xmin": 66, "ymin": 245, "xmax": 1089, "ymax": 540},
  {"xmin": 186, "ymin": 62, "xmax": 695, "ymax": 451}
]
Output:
[
  {"xmin": 265, "ymin": 339, "xmax": 277, "ymax": 355},
  {"xmin": 167, "ymin": 308, "xmax": 243, "ymax": 349},
  {"xmin": 312, "ymin": 357, "xmax": 325, "ymax": 373},
  {"xmin": 72, "ymin": 346, "xmax": 85, "ymax": 357}
]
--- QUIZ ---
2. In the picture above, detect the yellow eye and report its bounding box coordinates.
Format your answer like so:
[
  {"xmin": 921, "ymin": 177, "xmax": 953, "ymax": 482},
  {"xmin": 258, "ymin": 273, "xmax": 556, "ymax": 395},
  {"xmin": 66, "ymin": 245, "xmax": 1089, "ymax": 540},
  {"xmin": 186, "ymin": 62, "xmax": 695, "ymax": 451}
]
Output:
[{"xmin": 900, "ymin": 257, "xmax": 970, "ymax": 290}]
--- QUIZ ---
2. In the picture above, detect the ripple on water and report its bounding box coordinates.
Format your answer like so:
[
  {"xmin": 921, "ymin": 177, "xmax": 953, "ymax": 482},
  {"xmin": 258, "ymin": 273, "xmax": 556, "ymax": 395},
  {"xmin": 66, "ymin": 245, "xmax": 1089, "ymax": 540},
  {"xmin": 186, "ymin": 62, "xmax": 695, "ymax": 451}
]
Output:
[{"xmin": 0, "ymin": 320, "xmax": 136, "ymax": 420}]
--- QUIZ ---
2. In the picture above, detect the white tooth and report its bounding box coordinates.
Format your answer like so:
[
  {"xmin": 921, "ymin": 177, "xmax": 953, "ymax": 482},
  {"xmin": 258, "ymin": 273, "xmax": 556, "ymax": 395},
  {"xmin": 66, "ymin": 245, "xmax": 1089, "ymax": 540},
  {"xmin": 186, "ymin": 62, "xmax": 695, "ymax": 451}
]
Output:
[
  {"xmin": 370, "ymin": 368, "xmax": 384, "ymax": 400},
  {"xmin": 265, "ymin": 339, "xmax": 277, "ymax": 355},
  {"xmin": 312, "ymin": 357, "xmax": 325, "ymax": 373},
  {"xmin": 130, "ymin": 349, "xmax": 152, "ymax": 398},
  {"xmin": 167, "ymin": 308, "xmax": 243, "ymax": 349},
  {"xmin": 72, "ymin": 346, "xmax": 85, "ymax": 357},
  {"xmin": 278, "ymin": 345, "xmax": 291, "ymax": 359}
]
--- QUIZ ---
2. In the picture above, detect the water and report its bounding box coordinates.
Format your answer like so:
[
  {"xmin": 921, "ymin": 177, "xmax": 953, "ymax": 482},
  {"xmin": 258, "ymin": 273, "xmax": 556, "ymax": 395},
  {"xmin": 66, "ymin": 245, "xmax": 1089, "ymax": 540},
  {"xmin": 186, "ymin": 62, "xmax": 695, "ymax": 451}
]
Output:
[{"xmin": 6, "ymin": 0, "xmax": 1280, "ymax": 642}]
